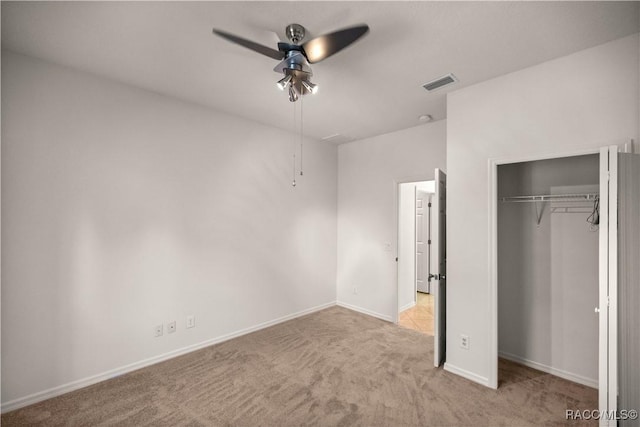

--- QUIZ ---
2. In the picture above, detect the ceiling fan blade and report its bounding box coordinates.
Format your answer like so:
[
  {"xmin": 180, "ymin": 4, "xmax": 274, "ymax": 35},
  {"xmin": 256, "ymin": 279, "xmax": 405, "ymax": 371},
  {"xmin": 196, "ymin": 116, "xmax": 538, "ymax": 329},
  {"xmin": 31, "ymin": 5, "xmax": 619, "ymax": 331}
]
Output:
[
  {"xmin": 212, "ymin": 28, "xmax": 285, "ymax": 61},
  {"xmin": 301, "ymin": 24, "xmax": 369, "ymax": 64}
]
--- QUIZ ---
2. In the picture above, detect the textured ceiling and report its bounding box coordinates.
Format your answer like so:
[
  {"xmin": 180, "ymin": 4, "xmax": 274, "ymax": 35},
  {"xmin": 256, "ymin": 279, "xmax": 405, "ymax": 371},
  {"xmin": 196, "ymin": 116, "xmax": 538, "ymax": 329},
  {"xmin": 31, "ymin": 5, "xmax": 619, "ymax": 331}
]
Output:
[{"xmin": 2, "ymin": 1, "xmax": 639, "ymax": 142}]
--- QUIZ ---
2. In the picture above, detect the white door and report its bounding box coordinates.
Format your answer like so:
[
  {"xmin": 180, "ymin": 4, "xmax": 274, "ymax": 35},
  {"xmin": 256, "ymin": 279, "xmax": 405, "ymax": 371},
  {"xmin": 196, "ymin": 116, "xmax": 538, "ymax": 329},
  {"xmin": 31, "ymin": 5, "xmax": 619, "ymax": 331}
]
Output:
[
  {"xmin": 599, "ymin": 147, "xmax": 640, "ymax": 426},
  {"xmin": 598, "ymin": 146, "xmax": 616, "ymax": 425},
  {"xmin": 616, "ymin": 150, "xmax": 640, "ymax": 427},
  {"xmin": 433, "ymin": 168, "xmax": 447, "ymax": 367},
  {"xmin": 416, "ymin": 191, "xmax": 430, "ymax": 293}
]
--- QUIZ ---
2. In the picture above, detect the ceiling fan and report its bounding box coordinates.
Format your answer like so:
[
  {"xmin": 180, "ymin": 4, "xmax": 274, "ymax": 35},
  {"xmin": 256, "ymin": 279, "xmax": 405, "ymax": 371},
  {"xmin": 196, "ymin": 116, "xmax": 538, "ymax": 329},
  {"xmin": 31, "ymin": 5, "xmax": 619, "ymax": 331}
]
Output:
[{"xmin": 212, "ymin": 23, "xmax": 369, "ymax": 102}]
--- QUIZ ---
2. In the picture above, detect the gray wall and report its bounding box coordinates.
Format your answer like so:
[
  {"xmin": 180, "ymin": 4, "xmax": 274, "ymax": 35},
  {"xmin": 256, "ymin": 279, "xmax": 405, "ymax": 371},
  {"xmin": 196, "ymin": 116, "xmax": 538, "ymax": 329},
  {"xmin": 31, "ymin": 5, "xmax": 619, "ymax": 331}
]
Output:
[
  {"xmin": 337, "ymin": 121, "xmax": 446, "ymax": 321},
  {"xmin": 398, "ymin": 182, "xmax": 417, "ymax": 312},
  {"xmin": 498, "ymin": 154, "xmax": 599, "ymax": 386},
  {"xmin": 1, "ymin": 50, "xmax": 338, "ymax": 407},
  {"xmin": 446, "ymin": 33, "xmax": 639, "ymax": 385}
]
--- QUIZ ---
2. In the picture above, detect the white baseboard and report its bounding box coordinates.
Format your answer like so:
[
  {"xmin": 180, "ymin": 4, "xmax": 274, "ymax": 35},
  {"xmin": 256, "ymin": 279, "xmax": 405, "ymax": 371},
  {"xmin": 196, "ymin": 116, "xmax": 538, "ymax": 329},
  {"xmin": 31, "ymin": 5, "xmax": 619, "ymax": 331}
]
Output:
[
  {"xmin": 444, "ymin": 362, "xmax": 491, "ymax": 387},
  {"xmin": 399, "ymin": 301, "xmax": 416, "ymax": 313},
  {"xmin": 336, "ymin": 301, "xmax": 393, "ymax": 322},
  {"xmin": 498, "ymin": 351, "xmax": 597, "ymax": 389},
  {"xmin": 1, "ymin": 301, "xmax": 337, "ymax": 413}
]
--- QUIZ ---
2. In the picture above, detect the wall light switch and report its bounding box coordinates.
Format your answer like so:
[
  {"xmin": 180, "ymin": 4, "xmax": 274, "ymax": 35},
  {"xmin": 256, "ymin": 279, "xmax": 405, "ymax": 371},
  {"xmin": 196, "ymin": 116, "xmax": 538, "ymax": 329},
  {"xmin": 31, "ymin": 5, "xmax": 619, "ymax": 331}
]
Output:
[{"xmin": 186, "ymin": 315, "xmax": 195, "ymax": 329}]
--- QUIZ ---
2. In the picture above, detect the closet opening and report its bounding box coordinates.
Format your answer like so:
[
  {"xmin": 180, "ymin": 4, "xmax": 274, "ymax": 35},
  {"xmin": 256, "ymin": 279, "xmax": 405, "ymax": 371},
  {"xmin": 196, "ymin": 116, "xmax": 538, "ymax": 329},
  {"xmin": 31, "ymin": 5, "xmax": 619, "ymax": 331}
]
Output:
[{"xmin": 497, "ymin": 154, "xmax": 600, "ymax": 396}]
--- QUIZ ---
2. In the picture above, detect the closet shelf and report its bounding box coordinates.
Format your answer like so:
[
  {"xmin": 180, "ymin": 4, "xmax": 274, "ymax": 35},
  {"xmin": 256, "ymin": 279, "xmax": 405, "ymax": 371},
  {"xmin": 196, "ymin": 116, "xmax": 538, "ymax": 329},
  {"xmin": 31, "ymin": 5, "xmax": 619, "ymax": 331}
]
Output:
[{"xmin": 499, "ymin": 193, "xmax": 599, "ymax": 203}]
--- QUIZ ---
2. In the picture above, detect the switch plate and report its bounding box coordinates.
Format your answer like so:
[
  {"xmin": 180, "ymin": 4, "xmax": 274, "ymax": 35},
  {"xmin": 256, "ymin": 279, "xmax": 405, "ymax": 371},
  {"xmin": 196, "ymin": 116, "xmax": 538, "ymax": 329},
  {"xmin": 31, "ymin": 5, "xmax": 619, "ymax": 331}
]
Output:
[{"xmin": 186, "ymin": 315, "xmax": 195, "ymax": 329}]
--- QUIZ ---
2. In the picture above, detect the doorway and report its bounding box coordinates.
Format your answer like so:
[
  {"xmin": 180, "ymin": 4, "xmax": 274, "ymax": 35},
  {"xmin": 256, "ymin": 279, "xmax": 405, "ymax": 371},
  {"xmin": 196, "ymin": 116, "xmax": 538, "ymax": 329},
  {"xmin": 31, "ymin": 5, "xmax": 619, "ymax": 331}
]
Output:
[
  {"xmin": 397, "ymin": 180, "xmax": 435, "ymax": 336},
  {"xmin": 490, "ymin": 145, "xmax": 640, "ymax": 424},
  {"xmin": 497, "ymin": 154, "xmax": 600, "ymax": 390},
  {"xmin": 396, "ymin": 168, "xmax": 447, "ymax": 368}
]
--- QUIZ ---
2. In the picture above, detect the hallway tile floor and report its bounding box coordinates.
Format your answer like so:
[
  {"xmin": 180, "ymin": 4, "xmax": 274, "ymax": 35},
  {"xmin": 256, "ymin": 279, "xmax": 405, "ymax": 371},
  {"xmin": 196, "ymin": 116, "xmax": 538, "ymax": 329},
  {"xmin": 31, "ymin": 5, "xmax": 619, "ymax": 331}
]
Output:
[{"xmin": 398, "ymin": 292, "xmax": 434, "ymax": 335}]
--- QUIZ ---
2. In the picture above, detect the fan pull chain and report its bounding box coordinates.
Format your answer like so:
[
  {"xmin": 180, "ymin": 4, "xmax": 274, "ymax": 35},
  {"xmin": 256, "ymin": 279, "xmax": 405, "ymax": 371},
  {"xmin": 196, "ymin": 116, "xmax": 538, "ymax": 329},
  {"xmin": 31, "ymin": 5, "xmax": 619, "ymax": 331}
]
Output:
[
  {"xmin": 299, "ymin": 95, "xmax": 304, "ymax": 176},
  {"xmin": 292, "ymin": 93, "xmax": 297, "ymax": 187}
]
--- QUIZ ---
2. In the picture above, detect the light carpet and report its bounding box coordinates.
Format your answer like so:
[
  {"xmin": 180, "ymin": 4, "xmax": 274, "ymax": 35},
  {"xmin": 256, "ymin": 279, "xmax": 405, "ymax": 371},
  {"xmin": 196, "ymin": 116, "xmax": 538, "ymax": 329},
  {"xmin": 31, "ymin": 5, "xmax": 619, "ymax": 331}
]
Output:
[{"xmin": 2, "ymin": 306, "xmax": 597, "ymax": 426}]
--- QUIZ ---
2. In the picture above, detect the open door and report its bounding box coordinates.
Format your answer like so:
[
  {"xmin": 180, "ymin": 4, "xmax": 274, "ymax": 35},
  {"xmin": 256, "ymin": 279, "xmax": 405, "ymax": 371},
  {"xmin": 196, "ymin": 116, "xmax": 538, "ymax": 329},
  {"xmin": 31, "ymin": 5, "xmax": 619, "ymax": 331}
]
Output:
[
  {"xmin": 615, "ymin": 149, "xmax": 640, "ymax": 427},
  {"xmin": 416, "ymin": 191, "xmax": 430, "ymax": 293},
  {"xmin": 599, "ymin": 146, "xmax": 640, "ymax": 426},
  {"xmin": 433, "ymin": 168, "xmax": 447, "ymax": 367},
  {"xmin": 599, "ymin": 146, "xmax": 616, "ymax": 426}
]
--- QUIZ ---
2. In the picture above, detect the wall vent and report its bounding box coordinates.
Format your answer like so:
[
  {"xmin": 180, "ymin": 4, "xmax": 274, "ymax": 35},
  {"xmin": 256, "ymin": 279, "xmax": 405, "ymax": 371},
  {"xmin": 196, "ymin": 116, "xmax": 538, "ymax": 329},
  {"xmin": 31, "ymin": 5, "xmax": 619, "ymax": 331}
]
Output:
[
  {"xmin": 422, "ymin": 73, "xmax": 458, "ymax": 92},
  {"xmin": 321, "ymin": 134, "xmax": 355, "ymax": 145}
]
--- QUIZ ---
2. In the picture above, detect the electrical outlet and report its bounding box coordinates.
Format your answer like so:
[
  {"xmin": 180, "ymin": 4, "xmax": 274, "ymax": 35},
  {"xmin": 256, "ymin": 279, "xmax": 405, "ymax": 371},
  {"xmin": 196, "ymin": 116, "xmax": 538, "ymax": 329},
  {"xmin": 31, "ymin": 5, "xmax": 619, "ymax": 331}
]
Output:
[
  {"xmin": 154, "ymin": 324, "xmax": 163, "ymax": 337},
  {"xmin": 167, "ymin": 321, "xmax": 176, "ymax": 334},
  {"xmin": 460, "ymin": 334, "xmax": 470, "ymax": 350},
  {"xmin": 186, "ymin": 315, "xmax": 195, "ymax": 329}
]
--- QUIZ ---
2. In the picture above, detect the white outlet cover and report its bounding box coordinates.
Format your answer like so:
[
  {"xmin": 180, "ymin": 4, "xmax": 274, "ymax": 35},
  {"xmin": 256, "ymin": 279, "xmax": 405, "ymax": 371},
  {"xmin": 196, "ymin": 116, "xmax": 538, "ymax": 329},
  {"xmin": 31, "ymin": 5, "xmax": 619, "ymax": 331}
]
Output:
[
  {"xmin": 168, "ymin": 321, "xmax": 176, "ymax": 333},
  {"xmin": 460, "ymin": 334, "xmax": 469, "ymax": 349},
  {"xmin": 154, "ymin": 325, "xmax": 163, "ymax": 337}
]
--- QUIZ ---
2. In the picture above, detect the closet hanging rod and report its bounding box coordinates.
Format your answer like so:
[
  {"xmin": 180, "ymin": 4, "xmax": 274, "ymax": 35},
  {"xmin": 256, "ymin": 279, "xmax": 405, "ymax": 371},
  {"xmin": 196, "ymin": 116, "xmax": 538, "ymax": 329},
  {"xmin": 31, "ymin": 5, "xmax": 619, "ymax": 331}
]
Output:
[{"xmin": 499, "ymin": 193, "xmax": 599, "ymax": 203}]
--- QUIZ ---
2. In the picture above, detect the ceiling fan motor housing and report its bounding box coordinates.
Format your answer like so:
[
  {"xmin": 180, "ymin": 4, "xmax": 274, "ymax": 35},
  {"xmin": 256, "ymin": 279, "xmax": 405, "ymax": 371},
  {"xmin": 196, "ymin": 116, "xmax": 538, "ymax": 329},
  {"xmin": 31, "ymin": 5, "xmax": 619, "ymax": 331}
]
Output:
[{"xmin": 286, "ymin": 24, "xmax": 306, "ymax": 44}]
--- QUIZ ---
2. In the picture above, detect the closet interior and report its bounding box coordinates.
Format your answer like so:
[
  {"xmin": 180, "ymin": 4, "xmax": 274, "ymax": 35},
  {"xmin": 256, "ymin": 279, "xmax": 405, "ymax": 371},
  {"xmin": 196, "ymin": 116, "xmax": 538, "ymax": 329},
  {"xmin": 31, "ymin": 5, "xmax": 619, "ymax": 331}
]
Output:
[{"xmin": 497, "ymin": 154, "xmax": 600, "ymax": 387}]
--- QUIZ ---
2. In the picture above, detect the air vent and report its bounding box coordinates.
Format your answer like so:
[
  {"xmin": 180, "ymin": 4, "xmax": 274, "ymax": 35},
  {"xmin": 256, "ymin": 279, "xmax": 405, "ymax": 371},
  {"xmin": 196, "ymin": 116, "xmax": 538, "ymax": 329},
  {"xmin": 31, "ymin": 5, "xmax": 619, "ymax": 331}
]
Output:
[
  {"xmin": 422, "ymin": 73, "xmax": 458, "ymax": 92},
  {"xmin": 321, "ymin": 134, "xmax": 355, "ymax": 145}
]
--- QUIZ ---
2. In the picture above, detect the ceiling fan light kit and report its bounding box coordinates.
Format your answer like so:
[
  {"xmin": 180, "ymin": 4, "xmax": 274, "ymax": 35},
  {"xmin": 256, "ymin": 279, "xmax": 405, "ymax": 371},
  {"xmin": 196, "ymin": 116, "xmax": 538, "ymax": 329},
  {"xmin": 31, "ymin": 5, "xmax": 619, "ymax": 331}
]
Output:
[
  {"xmin": 212, "ymin": 22, "xmax": 369, "ymax": 102},
  {"xmin": 212, "ymin": 21, "xmax": 369, "ymax": 186}
]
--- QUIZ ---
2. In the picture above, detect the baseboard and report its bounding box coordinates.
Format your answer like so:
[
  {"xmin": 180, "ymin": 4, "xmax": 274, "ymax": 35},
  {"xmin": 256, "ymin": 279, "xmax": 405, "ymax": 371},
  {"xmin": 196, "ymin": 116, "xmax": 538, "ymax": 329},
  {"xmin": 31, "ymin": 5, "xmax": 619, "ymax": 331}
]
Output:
[
  {"xmin": 1, "ymin": 300, "xmax": 337, "ymax": 413},
  {"xmin": 498, "ymin": 351, "xmax": 597, "ymax": 389},
  {"xmin": 336, "ymin": 301, "xmax": 393, "ymax": 322},
  {"xmin": 398, "ymin": 301, "xmax": 416, "ymax": 313},
  {"xmin": 444, "ymin": 362, "xmax": 491, "ymax": 387}
]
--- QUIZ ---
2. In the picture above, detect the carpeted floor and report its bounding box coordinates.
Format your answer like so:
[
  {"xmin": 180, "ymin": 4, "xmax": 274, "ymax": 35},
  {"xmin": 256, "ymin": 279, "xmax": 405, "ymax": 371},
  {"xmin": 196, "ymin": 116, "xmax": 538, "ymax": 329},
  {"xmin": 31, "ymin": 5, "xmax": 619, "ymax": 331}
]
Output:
[{"xmin": 2, "ymin": 306, "xmax": 597, "ymax": 426}]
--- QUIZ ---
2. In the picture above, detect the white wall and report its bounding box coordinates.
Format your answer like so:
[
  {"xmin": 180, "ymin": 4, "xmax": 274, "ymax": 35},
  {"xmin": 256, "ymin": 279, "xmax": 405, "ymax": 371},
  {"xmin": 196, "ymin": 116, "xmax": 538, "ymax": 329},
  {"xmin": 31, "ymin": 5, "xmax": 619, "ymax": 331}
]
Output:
[
  {"xmin": 336, "ymin": 121, "xmax": 446, "ymax": 321},
  {"xmin": 498, "ymin": 155, "xmax": 599, "ymax": 387},
  {"xmin": 1, "ymin": 51, "xmax": 338, "ymax": 407},
  {"xmin": 397, "ymin": 182, "xmax": 416, "ymax": 312},
  {"xmin": 446, "ymin": 34, "xmax": 639, "ymax": 386}
]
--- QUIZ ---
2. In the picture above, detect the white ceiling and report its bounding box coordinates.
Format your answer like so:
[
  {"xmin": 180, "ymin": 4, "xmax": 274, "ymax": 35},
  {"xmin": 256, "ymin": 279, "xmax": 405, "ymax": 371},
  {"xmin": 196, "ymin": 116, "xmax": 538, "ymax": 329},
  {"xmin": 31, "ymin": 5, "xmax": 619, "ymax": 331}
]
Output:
[{"xmin": 2, "ymin": 1, "xmax": 639, "ymax": 142}]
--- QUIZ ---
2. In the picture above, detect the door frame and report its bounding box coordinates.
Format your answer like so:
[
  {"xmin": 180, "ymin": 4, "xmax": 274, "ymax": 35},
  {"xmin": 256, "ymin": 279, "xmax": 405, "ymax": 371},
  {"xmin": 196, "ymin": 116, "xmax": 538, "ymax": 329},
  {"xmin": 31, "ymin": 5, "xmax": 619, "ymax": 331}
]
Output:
[
  {"xmin": 487, "ymin": 147, "xmax": 599, "ymax": 389},
  {"xmin": 393, "ymin": 174, "xmax": 435, "ymax": 324}
]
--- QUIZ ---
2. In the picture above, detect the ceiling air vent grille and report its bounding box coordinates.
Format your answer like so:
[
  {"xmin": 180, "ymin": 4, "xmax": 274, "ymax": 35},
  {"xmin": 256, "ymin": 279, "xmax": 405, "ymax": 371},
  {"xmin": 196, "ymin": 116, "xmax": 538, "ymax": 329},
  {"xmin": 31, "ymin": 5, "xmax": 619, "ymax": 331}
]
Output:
[
  {"xmin": 321, "ymin": 134, "xmax": 355, "ymax": 145},
  {"xmin": 422, "ymin": 73, "xmax": 458, "ymax": 92}
]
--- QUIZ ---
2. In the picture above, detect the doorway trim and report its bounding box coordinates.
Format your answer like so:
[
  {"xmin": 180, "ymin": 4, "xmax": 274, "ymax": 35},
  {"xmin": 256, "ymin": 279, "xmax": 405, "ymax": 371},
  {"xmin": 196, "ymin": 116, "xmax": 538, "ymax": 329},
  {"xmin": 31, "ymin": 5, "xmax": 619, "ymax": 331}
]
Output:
[
  {"xmin": 487, "ymin": 147, "xmax": 599, "ymax": 389},
  {"xmin": 393, "ymin": 174, "xmax": 435, "ymax": 325}
]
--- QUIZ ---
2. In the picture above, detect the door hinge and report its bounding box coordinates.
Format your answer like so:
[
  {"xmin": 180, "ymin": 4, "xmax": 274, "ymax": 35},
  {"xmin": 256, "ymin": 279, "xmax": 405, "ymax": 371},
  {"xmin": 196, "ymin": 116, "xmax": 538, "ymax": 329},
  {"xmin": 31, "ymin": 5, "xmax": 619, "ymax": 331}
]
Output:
[
  {"xmin": 428, "ymin": 239, "xmax": 431, "ymax": 245},
  {"xmin": 428, "ymin": 203, "xmax": 432, "ymax": 208}
]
